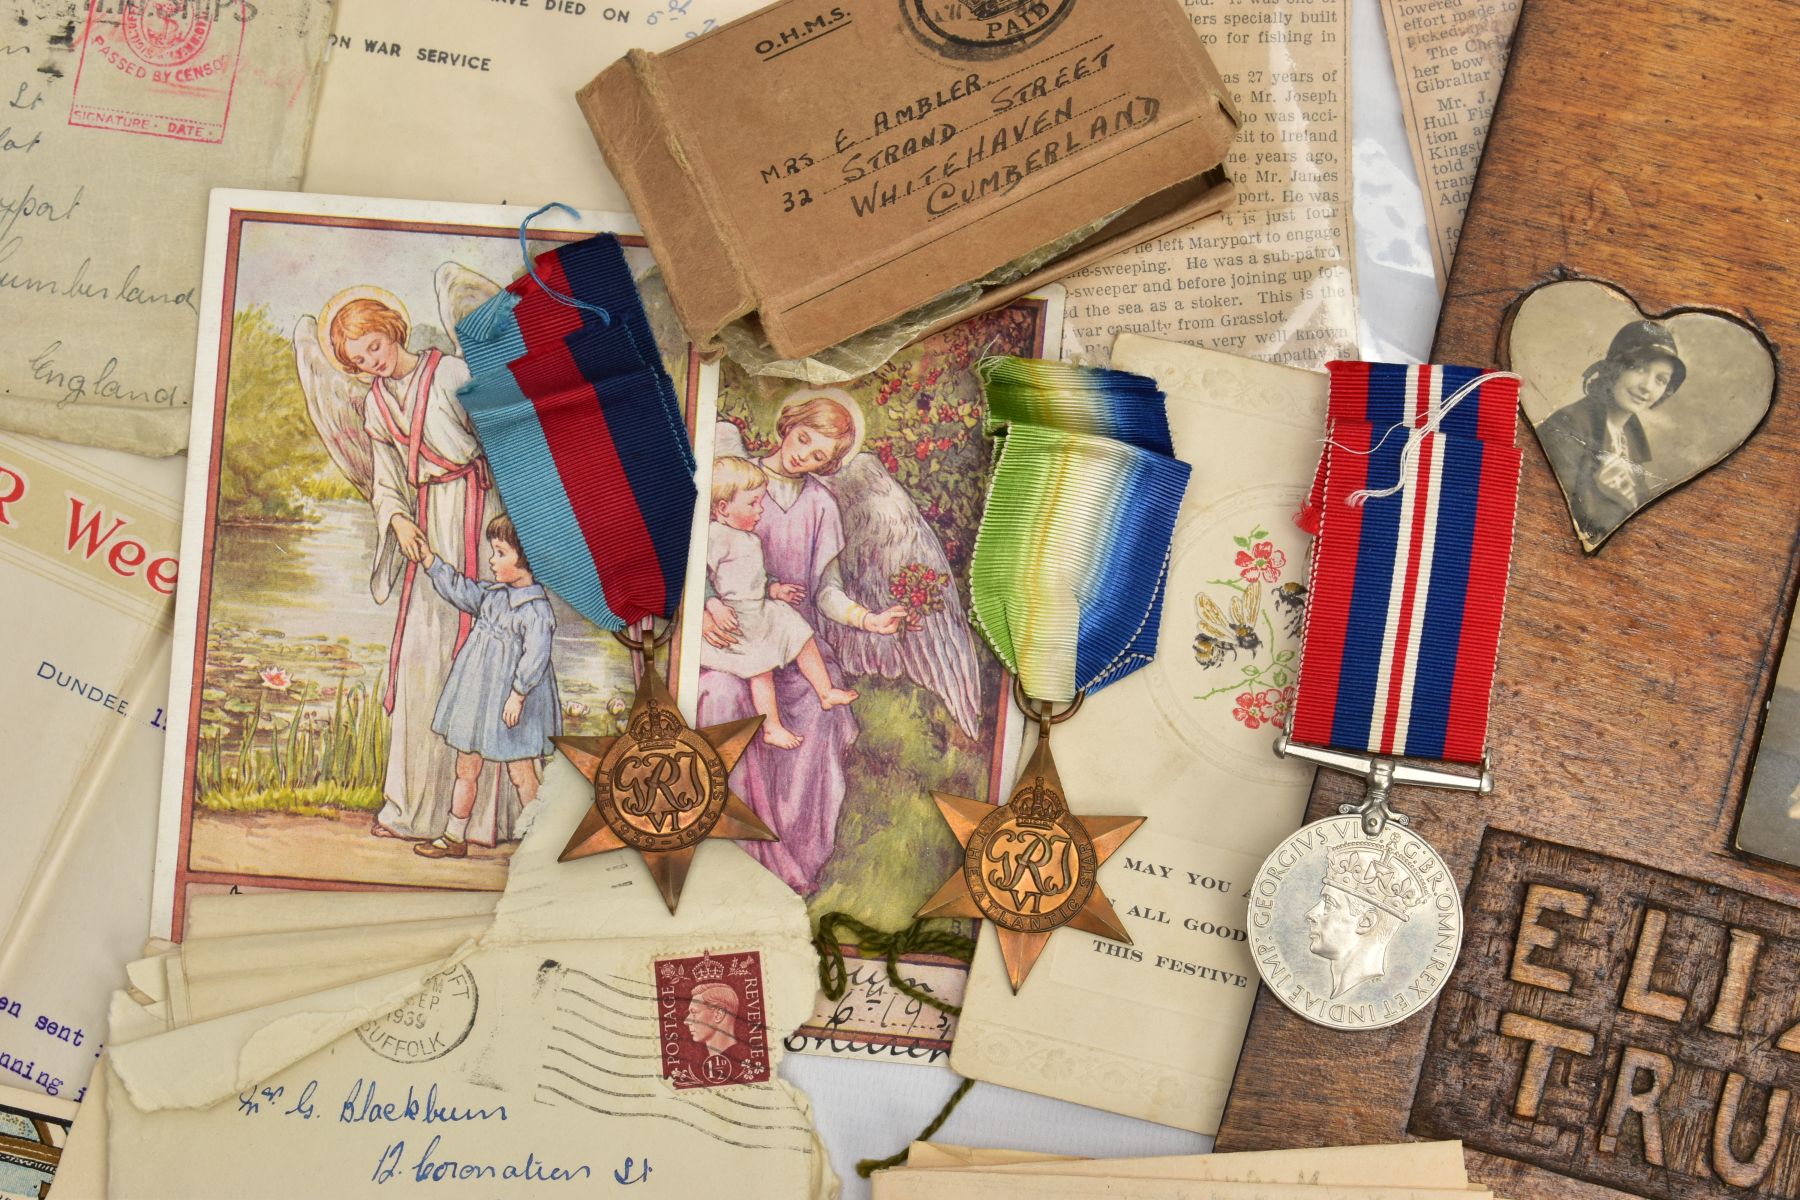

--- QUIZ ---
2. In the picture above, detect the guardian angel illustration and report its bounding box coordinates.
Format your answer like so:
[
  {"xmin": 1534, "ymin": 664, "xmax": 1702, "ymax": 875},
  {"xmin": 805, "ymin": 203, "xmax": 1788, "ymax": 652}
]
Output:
[
  {"xmin": 293, "ymin": 263, "xmax": 529, "ymax": 846},
  {"xmin": 699, "ymin": 389, "xmax": 983, "ymax": 894}
]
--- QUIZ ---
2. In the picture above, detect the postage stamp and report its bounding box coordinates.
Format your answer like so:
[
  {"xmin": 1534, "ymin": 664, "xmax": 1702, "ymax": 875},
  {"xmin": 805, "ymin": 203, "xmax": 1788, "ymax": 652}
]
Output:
[
  {"xmin": 654, "ymin": 952, "xmax": 771, "ymax": 1089},
  {"xmin": 67, "ymin": 0, "xmax": 251, "ymax": 143},
  {"xmin": 357, "ymin": 964, "xmax": 480, "ymax": 1064}
]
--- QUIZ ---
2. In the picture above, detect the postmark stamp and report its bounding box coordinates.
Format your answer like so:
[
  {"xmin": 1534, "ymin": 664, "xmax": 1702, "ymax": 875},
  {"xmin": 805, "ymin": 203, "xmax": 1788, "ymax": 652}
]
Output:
[
  {"xmin": 654, "ymin": 951, "xmax": 771, "ymax": 1089},
  {"xmin": 901, "ymin": 0, "xmax": 1078, "ymax": 61},
  {"xmin": 357, "ymin": 964, "xmax": 480, "ymax": 1064},
  {"xmin": 67, "ymin": 0, "xmax": 250, "ymax": 143}
]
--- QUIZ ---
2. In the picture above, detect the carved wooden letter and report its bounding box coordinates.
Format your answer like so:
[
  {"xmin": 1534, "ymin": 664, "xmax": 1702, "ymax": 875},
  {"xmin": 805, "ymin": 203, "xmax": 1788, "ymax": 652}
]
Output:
[
  {"xmin": 1711, "ymin": 1072, "xmax": 1790, "ymax": 1189},
  {"xmin": 1622, "ymin": 908, "xmax": 1688, "ymax": 1022},
  {"xmin": 1705, "ymin": 928, "xmax": 1763, "ymax": 1036},
  {"xmin": 1510, "ymin": 883, "xmax": 1590, "ymax": 994},
  {"xmin": 1414, "ymin": 836, "xmax": 1800, "ymax": 1199},
  {"xmin": 1498, "ymin": 1011, "xmax": 1596, "ymax": 1119},
  {"xmin": 1599, "ymin": 1046, "xmax": 1674, "ymax": 1165}
]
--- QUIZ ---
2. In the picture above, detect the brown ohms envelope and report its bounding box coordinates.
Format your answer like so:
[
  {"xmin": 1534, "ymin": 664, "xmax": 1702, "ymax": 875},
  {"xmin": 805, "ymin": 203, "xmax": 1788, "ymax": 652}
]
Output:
[{"xmin": 578, "ymin": 0, "xmax": 1239, "ymax": 360}]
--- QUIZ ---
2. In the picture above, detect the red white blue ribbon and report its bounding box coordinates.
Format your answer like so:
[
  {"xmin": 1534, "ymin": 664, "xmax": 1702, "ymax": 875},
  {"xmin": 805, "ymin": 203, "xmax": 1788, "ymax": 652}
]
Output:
[
  {"xmin": 455, "ymin": 216, "xmax": 694, "ymax": 632},
  {"xmin": 1289, "ymin": 362, "xmax": 1522, "ymax": 765}
]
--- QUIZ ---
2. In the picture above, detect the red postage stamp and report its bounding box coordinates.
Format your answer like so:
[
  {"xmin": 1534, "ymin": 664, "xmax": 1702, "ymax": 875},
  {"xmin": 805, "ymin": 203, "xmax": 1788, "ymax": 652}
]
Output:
[
  {"xmin": 67, "ymin": 0, "xmax": 250, "ymax": 143},
  {"xmin": 654, "ymin": 951, "xmax": 771, "ymax": 1090}
]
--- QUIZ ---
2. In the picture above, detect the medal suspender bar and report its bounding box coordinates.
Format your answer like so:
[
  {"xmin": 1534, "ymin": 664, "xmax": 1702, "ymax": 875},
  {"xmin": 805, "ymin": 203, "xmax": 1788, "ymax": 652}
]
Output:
[{"xmin": 1287, "ymin": 361, "xmax": 1522, "ymax": 830}]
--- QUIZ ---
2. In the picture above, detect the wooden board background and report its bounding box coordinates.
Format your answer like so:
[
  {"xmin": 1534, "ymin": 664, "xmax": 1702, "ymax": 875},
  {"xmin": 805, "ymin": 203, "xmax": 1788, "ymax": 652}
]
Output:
[{"xmin": 1216, "ymin": 0, "xmax": 1800, "ymax": 1196}]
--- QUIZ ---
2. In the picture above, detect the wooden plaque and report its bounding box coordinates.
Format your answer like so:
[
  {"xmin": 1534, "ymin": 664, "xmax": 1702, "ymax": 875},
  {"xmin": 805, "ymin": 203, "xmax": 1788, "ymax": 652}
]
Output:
[{"xmin": 1217, "ymin": 1, "xmax": 1800, "ymax": 1197}]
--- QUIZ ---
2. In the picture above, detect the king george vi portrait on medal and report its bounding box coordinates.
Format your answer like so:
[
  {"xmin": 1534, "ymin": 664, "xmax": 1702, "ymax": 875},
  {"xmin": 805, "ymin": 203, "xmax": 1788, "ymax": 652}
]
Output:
[{"xmin": 1306, "ymin": 840, "xmax": 1429, "ymax": 1000}]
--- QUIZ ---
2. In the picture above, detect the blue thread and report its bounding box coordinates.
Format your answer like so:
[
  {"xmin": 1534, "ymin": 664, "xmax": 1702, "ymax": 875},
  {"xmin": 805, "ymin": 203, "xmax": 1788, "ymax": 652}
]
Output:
[{"xmin": 518, "ymin": 203, "xmax": 612, "ymax": 326}]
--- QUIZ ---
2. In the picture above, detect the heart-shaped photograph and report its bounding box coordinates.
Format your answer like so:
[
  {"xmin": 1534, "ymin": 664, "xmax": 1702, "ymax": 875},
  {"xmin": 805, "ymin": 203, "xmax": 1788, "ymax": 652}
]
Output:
[{"xmin": 1506, "ymin": 279, "xmax": 1776, "ymax": 552}]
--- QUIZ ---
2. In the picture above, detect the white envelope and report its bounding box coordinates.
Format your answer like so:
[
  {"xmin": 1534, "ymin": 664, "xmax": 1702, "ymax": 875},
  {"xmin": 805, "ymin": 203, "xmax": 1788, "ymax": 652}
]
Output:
[
  {"xmin": 0, "ymin": 1, "xmax": 330, "ymax": 453},
  {"xmin": 104, "ymin": 757, "xmax": 837, "ymax": 1199},
  {"xmin": 875, "ymin": 1139, "xmax": 1486, "ymax": 1199}
]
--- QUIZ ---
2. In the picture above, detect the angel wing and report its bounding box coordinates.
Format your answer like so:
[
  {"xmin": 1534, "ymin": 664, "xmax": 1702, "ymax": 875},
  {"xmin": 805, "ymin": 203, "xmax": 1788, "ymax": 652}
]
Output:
[
  {"xmin": 1195, "ymin": 592, "xmax": 1235, "ymax": 641},
  {"xmin": 818, "ymin": 454, "xmax": 982, "ymax": 739},
  {"xmin": 294, "ymin": 316, "xmax": 373, "ymax": 500},
  {"xmin": 714, "ymin": 419, "xmax": 749, "ymax": 460},
  {"xmin": 435, "ymin": 263, "xmax": 504, "ymax": 358},
  {"xmin": 1230, "ymin": 581, "xmax": 1261, "ymax": 629}
]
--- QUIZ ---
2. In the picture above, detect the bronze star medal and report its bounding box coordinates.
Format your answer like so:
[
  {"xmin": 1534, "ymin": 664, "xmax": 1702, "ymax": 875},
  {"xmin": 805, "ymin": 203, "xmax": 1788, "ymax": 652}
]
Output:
[
  {"xmin": 553, "ymin": 659, "xmax": 776, "ymax": 913},
  {"xmin": 916, "ymin": 723, "xmax": 1144, "ymax": 991}
]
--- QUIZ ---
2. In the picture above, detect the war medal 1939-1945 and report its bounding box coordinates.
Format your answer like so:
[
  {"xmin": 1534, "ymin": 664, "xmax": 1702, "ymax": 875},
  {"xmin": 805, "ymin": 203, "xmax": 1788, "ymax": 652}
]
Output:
[{"xmin": 1250, "ymin": 363, "xmax": 1523, "ymax": 1030}]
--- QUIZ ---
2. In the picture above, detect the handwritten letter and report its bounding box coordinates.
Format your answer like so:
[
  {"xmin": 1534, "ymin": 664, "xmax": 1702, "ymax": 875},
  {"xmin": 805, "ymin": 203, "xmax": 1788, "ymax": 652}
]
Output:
[{"xmin": 0, "ymin": 0, "xmax": 329, "ymax": 454}]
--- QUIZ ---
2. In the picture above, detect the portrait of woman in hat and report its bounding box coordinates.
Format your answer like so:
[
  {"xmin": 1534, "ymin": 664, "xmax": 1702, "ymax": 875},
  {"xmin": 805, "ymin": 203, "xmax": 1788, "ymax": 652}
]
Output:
[{"xmin": 1535, "ymin": 319, "xmax": 1687, "ymax": 544}]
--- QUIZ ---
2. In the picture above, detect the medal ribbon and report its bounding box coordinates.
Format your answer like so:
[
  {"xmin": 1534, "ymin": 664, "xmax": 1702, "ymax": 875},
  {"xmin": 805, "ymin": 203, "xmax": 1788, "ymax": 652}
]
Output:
[
  {"xmin": 970, "ymin": 358, "xmax": 1192, "ymax": 703},
  {"xmin": 1289, "ymin": 362, "xmax": 1523, "ymax": 764},
  {"xmin": 456, "ymin": 224, "xmax": 695, "ymax": 631}
]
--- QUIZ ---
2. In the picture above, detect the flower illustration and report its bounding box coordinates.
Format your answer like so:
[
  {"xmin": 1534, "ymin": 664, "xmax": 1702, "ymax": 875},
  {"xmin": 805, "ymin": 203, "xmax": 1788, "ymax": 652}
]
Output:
[
  {"xmin": 1235, "ymin": 540, "xmax": 1286, "ymax": 584},
  {"xmin": 1271, "ymin": 685, "xmax": 1297, "ymax": 729},
  {"xmin": 259, "ymin": 667, "xmax": 291, "ymax": 690},
  {"xmin": 1232, "ymin": 689, "xmax": 1279, "ymax": 730},
  {"xmin": 888, "ymin": 562, "xmax": 948, "ymax": 631}
]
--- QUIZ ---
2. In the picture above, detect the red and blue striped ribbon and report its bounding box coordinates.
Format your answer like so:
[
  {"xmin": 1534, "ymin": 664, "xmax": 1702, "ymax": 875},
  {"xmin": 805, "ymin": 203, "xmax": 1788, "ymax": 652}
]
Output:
[
  {"xmin": 455, "ymin": 233, "xmax": 695, "ymax": 631},
  {"xmin": 1289, "ymin": 362, "xmax": 1522, "ymax": 765}
]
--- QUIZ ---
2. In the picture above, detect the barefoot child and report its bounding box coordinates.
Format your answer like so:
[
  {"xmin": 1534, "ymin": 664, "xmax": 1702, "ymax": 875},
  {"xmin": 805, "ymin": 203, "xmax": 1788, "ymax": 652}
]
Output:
[
  {"xmin": 414, "ymin": 514, "xmax": 561, "ymax": 859},
  {"xmin": 703, "ymin": 457, "xmax": 856, "ymax": 749}
]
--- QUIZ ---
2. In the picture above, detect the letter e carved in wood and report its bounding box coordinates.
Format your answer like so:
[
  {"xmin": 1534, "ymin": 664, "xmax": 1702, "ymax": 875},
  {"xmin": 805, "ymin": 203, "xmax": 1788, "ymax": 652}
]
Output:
[{"xmin": 1411, "ymin": 831, "xmax": 1800, "ymax": 1198}]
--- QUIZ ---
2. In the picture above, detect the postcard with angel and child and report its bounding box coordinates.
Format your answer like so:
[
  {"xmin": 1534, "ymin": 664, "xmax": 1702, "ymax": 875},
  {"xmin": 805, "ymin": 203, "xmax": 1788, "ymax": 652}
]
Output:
[{"xmin": 155, "ymin": 191, "xmax": 1057, "ymax": 1063}]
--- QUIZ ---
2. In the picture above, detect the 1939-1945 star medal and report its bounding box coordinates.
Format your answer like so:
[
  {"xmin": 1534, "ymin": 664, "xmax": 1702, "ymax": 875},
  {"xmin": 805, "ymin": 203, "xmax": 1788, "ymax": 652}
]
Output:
[
  {"xmin": 917, "ymin": 694, "xmax": 1144, "ymax": 991},
  {"xmin": 554, "ymin": 651, "xmax": 776, "ymax": 913}
]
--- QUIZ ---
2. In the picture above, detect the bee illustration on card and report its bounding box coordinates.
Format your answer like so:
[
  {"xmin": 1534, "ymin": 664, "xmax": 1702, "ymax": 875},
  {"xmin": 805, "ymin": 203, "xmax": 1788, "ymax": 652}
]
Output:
[
  {"xmin": 1192, "ymin": 527, "xmax": 1305, "ymax": 732},
  {"xmin": 1271, "ymin": 580, "xmax": 1307, "ymax": 639},
  {"xmin": 1194, "ymin": 582, "xmax": 1261, "ymax": 667}
]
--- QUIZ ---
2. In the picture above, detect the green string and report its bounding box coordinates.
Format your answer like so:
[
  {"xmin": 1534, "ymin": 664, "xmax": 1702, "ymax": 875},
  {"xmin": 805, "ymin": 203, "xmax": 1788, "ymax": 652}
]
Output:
[
  {"xmin": 815, "ymin": 912, "xmax": 974, "ymax": 1016},
  {"xmin": 855, "ymin": 1077, "xmax": 976, "ymax": 1178},
  {"xmin": 811, "ymin": 913, "xmax": 980, "ymax": 1177}
]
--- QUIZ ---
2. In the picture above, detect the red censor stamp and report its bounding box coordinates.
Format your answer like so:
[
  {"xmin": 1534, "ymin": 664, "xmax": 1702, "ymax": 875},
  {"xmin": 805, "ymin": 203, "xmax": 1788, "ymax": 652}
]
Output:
[
  {"xmin": 67, "ymin": 0, "xmax": 250, "ymax": 143},
  {"xmin": 654, "ymin": 951, "xmax": 770, "ymax": 1089}
]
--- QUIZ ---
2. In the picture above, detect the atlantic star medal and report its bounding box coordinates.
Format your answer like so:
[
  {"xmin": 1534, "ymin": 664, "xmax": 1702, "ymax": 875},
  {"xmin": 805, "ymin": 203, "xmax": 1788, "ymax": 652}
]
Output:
[
  {"xmin": 916, "ymin": 720, "xmax": 1144, "ymax": 991},
  {"xmin": 554, "ymin": 659, "xmax": 775, "ymax": 913}
]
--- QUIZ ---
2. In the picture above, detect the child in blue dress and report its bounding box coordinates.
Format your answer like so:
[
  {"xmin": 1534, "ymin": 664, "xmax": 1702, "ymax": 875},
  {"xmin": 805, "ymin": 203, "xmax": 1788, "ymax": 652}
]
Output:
[{"xmin": 414, "ymin": 513, "xmax": 561, "ymax": 859}]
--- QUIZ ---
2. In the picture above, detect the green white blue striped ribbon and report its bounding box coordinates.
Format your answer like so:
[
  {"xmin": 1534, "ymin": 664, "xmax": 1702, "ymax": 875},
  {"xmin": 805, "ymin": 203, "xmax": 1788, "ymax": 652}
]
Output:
[{"xmin": 971, "ymin": 358, "xmax": 1192, "ymax": 702}]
